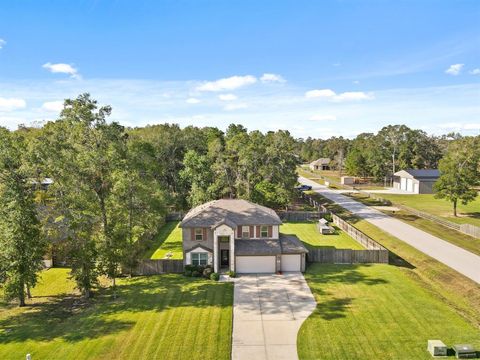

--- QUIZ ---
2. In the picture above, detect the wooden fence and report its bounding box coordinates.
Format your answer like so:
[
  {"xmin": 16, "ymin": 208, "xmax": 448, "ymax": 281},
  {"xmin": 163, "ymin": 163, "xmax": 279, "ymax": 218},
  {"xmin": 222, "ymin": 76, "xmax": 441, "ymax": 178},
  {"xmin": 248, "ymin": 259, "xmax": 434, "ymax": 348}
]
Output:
[
  {"xmin": 278, "ymin": 210, "xmax": 327, "ymax": 221},
  {"xmin": 331, "ymin": 214, "xmax": 386, "ymax": 251},
  {"xmin": 130, "ymin": 259, "xmax": 184, "ymax": 275},
  {"xmin": 307, "ymin": 249, "xmax": 389, "ymax": 264},
  {"xmin": 460, "ymin": 224, "xmax": 480, "ymax": 239}
]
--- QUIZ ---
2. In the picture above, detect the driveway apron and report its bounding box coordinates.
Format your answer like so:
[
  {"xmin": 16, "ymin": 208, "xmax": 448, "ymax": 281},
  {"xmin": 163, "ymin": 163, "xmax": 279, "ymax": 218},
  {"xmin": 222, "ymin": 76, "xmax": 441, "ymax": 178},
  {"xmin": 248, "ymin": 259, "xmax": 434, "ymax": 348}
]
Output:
[{"xmin": 231, "ymin": 272, "xmax": 316, "ymax": 360}]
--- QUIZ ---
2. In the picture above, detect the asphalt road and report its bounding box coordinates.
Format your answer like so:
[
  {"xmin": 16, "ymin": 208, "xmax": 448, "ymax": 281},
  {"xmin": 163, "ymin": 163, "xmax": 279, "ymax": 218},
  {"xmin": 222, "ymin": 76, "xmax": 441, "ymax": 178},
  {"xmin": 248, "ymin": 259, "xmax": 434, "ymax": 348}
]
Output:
[{"xmin": 299, "ymin": 176, "xmax": 480, "ymax": 284}]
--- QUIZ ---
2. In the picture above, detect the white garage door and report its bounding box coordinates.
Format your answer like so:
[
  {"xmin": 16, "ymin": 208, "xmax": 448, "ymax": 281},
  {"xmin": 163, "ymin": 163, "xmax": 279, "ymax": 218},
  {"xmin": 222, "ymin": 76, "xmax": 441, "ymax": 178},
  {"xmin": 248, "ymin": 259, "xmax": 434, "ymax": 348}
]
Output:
[
  {"xmin": 406, "ymin": 178, "xmax": 413, "ymax": 192},
  {"xmin": 400, "ymin": 177, "xmax": 407, "ymax": 191},
  {"xmin": 236, "ymin": 256, "xmax": 276, "ymax": 273},
  {"xmin": 281, "ymin": 254, "xmax": 301, "ymax": 272}
]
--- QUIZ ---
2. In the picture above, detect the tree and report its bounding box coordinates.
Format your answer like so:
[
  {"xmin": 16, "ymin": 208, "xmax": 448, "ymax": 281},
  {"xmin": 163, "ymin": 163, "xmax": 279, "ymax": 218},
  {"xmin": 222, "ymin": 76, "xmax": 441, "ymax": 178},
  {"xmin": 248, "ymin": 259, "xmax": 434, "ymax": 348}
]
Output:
[
  {"xmin": 434, "ymin": 137, "xmax": 480, "ymax": 216},
  {"xmin": 0, "ymin": 128, "xmax": 46, "ymax": 306}
]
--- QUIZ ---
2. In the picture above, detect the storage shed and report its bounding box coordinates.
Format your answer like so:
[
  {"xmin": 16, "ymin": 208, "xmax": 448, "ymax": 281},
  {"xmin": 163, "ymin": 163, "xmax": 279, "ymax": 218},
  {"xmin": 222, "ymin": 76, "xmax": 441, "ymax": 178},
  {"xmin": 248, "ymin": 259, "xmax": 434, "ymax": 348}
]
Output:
[{"xmin": 392, "ymin": 169, "xmax": 440, "ymax": 194}]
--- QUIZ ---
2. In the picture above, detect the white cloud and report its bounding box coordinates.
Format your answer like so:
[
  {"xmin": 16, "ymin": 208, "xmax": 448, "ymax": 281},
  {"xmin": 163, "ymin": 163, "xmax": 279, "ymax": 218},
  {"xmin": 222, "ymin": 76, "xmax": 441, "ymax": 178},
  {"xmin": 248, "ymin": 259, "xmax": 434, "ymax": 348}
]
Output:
[
  {"xmin": 0, "ymin": 39, "xmax": 6, "ymax": 49},
  {"xmin": 196, "ymin": 75, "xmax": 257, "ymax": 92},
  {"xmin": 260, "ymin": 73, "xmax": 285, "ymax": 83},
  {"xmin": 218, "ymin": 94, "xmax": 238, "ymax": 101},
  {"xmin": 305, "ymin": 89, "xmax": 373, "ymax": 102},
  {"xmin": 0, "ymin": 97, "xmax": 26, "ymax": 111},
  {"xmin": 186, "ymin": 97, "xmax": 201, "ymax": 104},
  {"xmin": 309, "ymin": 114, "xmax": 337, "ymax": 121},
  {"xmin": 305, "ymin": 89, "xmax": 336, "ymax": 99},
  {"xmin": 439, "ymin": 122, "xmax": 480, "ymax": 130},
  {"xmin": 470, "ymin": 68, "xmax": 480, "ymax": 75},
  {"xmin": 42, "ymin": 62, "xmax": 80, "ymax": 79},
  {"xmin": 445, "ymin": 63, "xmax": 464, "ymax": 76},
  {"xmin": 224, "ymin": 103, "xmax": 247, "ymax": 111},
  {"xmin": 41, "ymin": 100, "xmax": 64, "ymax": 112},
  {"xmin": 353, "ymin": 80, "xmax": 360, "ymax": 84}
]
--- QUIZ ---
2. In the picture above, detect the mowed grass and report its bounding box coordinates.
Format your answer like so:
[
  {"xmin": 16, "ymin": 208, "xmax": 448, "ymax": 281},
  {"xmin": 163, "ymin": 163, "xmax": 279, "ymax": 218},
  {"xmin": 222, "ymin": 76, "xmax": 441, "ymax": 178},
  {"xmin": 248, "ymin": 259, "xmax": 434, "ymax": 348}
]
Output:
[
  {"xmin": 281, "ymin": 222, "xmax": 364, "ymax": 250},
  {"xmin": 378, "ymin": 193, "xmax": 480, "ymax": 227},
  {"xmin": 298, "ymin": 263, "xmax": 480, "ymax": 360},
  {"xmin": 0, "ymin": 268, "xmax": 233, "ymax": 360},
  {"xmin": 145, "ymin": 221, "xmax": 183, "ymax": 259}
]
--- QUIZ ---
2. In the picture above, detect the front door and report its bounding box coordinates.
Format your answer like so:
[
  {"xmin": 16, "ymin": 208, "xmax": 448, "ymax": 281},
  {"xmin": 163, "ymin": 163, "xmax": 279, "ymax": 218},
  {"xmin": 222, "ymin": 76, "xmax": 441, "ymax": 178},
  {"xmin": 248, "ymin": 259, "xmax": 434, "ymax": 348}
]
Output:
[{"xmin": 220, "ymin": 250, "xmax": 229, "ymax": 267}]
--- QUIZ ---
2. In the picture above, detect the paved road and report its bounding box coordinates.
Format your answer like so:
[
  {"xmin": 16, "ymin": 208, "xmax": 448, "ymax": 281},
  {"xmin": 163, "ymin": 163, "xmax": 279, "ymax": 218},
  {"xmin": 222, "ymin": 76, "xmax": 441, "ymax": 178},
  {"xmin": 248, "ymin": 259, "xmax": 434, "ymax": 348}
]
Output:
[
  {"xmin": 232, "ymin": 273, "xmax": 316, "ymax": 360},
  {"xmin": 299, "ymin": 176, "xmax": 480, "ymax": 284}
]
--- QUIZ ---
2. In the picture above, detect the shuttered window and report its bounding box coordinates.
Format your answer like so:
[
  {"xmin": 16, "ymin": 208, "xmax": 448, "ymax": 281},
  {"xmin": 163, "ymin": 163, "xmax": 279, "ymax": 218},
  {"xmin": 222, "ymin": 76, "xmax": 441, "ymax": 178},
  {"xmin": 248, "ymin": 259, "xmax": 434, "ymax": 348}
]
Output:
[
  {"xmin": 195, "ymin": 228, "xmax": 203, "ymax": 241},
  {"xmin": 260, "ymin": 225, "xmax": 268, "ymax": 238}
]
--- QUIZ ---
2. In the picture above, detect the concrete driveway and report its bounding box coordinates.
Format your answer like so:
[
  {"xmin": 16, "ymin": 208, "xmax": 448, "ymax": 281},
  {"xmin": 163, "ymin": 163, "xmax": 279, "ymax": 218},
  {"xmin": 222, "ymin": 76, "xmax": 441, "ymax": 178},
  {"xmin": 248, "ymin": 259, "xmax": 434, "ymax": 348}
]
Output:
[
  {"xmin": 299, "ymin": 176, "xmax": 480, "ymax": 284},
  {"xmin": 232, "ymin": 272, "xmax": 316, "ymax": 360}
]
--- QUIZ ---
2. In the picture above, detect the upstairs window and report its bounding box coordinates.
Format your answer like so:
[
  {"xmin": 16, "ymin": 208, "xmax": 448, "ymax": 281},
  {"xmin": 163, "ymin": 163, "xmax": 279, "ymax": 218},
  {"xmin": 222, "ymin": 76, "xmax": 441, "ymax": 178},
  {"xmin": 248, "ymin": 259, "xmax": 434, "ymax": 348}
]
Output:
[
  {"xmin": 242, "ymin": 226, "xmax": 250, "ymax": 238},
  {"xmin": 260, "ymin": 225, "xmax": 269, "ymax": 238},
  {"xmin": 195, "ymin": 228, "xmax": 203, "ymax": 241}
]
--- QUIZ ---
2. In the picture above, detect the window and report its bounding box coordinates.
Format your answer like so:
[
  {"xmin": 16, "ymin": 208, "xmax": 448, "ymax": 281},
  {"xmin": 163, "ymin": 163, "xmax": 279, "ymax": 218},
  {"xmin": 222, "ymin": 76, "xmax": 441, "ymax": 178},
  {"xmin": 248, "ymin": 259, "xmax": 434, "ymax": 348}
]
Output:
[
  {"xmin": 242, "ymin": 226, "xmax": 250, "ymax": 238},
  {"xmin": 260, "ymin": 225, "xmax": 269, "ymax": 238},
  {"xmin": 195, "ymin": 228, "xmax": 203, "ymax": 241},
  {"xmin": 191, "ymin": 252, "xmax": 208, "ymax": 266}
]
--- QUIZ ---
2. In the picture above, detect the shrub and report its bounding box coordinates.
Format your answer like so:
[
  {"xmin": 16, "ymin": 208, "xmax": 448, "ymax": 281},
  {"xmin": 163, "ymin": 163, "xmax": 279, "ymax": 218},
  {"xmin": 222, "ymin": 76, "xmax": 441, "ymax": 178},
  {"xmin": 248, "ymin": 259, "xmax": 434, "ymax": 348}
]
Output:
[
  {"xmin": 184, "ymin": 270, "xmax": 193, "ymax": 277},
  {"xmin": 185, "ymin": 265, "xmax": 196, "ymax": 272},
  {"xmin": 227, "ymin": 271, "xmax": 236, "ymax": 278},
  {"xmin": 192, "ymin": 270, "xmax": 201, "ymax": 277},
  {"xmin": 210, "ymin": 272, "xmax": 220, "ymax": 281},
  {"xmin": 203, "ymin": 267, "xmax": 213, "ymax": 278}
]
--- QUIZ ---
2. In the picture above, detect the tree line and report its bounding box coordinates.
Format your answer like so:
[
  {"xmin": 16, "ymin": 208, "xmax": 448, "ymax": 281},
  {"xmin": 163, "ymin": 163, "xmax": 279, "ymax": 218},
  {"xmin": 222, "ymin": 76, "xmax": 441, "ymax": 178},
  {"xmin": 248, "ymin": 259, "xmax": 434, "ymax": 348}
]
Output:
[{"xmin": 0, "ymin": 94, "xmax": 298, "ymax": 305}]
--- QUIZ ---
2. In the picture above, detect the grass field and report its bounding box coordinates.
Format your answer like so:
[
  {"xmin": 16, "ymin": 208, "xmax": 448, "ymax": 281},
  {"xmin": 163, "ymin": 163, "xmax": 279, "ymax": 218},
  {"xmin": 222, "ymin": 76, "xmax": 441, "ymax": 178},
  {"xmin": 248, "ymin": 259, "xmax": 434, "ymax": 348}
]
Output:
[
  {"xmin": 378, "ymin": 193, "xmax": 480, "ymax": 227},
  {"xmin": 144, "ymin": 221, "xmax": 183, "ymax": 259},
  {"xmin": 0, "ymin": 268, "xmax": 233, "ymax": 360},
  {"xmin": 281, "ymin": 221, "xmax": 364, "ymax": 250},
  {"xmin": 347, "ymin": 193, "xmax": 480, "ymax": 256},
  {"xmin": 306, "ymin": 191, "xmax": 480, "ymax": 327},
  {"xmin": 298, "ymin": 263, "xmax": 480, "ymax": 360}
]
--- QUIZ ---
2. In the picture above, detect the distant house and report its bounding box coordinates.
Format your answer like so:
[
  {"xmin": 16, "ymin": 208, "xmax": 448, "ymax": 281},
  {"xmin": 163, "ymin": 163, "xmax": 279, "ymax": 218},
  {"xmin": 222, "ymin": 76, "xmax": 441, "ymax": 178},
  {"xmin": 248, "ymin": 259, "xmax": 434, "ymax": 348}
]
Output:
[
  {"xmin": 393, "ymin": 169, "xmax": 440, "ymax": 194},
  {"xmin": 180, "ymin": 199, "xmax": 308, "ymax": 273},
  {"xmin": 309, "ymin": 158, "xmax": 331, "ymax": 171}
]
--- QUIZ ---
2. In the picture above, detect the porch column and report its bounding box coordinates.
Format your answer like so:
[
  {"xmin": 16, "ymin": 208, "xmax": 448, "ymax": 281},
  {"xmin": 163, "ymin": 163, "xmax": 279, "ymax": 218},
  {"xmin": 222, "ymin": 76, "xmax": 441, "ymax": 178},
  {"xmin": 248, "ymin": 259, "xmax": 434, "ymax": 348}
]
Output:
[
  {"xmin": 230, "ymin": 235, "xmax": 235, "ymax": 272},
  {"xmin": 213, "ymin": 234, "xmax": 219, "ymax": 273}
]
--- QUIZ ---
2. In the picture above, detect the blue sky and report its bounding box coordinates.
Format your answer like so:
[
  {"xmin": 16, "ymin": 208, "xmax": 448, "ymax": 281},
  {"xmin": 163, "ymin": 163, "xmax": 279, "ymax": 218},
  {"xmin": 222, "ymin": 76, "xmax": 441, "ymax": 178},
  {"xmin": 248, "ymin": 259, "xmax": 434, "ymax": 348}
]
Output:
[{"xmin": 0, "ymin": 0, "xmax": 479, "ymax": 138}]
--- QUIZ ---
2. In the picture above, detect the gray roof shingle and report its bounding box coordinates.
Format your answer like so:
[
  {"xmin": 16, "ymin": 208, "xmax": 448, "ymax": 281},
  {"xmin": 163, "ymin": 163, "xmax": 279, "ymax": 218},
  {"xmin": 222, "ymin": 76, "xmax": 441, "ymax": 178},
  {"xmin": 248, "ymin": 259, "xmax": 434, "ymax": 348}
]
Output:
[
  {"xmin": 279, "ymin": 234, "xmax": 308, "ymax": 254},
  {"xmin": 180, "ymin": 199, "xmax": 282, "ymax": 228},
  {"xmin": 235, "ymin": 239, "xmax": 282, "ymax": 256}
]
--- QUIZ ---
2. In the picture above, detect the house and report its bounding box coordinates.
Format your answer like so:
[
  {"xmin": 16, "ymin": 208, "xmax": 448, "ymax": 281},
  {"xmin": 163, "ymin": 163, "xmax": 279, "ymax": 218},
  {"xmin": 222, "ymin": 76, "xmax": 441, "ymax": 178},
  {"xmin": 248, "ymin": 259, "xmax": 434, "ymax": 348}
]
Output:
[
  {"xmin": 392, "ymin": 169, "xmax": 440, "ymax": 194},
  {"xmin": 309, "ymin": 158, "xmax": 331, "ymax": 171},
  {"xmin": 180, "ymin": 199, "xmax": 308, "ymax": 273}
]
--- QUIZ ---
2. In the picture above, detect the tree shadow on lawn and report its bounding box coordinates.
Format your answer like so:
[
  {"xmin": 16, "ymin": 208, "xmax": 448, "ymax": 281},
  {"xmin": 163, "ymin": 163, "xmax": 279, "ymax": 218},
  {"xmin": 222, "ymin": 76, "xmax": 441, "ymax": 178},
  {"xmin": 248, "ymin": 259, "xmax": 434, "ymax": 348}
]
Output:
[
  {"xmin": 143, "ymin": 221, "xmax": 180, "ymax": 259},
  {"xmin": 307, "ymin": 264, "xmax": 388, "ymax": 321},
  {"xmin": 0, "ymin": 274, "xmax": 232, "ymax": 345}
]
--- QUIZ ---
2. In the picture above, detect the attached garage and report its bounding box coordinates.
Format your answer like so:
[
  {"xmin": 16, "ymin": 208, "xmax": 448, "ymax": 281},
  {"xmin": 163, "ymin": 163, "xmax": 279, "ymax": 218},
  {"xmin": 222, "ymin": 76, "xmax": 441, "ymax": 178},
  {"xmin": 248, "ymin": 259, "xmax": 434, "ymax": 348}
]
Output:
[
  {"xmin": 236, "ymin": 256, "xmax": 276, "ymax": 273},
  {"xmin": 281, "ymin": 254, "xmax": 301, "ymax": 272}
]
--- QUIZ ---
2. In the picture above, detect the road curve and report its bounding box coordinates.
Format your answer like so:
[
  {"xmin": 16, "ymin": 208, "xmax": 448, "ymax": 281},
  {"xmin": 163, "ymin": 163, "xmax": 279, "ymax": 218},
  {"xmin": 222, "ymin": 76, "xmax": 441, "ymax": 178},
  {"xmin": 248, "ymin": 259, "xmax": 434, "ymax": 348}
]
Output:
[{"xmin": 299, "ymin": 176, "xmax": 480, "ymax": 284}]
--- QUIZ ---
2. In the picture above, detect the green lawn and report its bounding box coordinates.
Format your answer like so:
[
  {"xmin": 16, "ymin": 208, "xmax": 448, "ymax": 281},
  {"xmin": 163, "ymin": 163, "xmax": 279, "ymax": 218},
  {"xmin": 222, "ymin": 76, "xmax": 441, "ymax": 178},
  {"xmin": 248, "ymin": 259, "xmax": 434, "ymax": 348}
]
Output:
[
  {"xmin": 378, "ymin": 193, "xmax": 480, "ymax": 227},
  {"xmin": 144, "ymin": 221, "xmax": 183, "ymax": 259},
  {"xmin": 348, "ymin": 193, "xmax": 480, "ymax": 256},
  {"xmin": 281, "ymin": 221, "xmax": 365, "ymax": 250},
  {"xmin": 298, "ymin": 263, "xmax": 480, "ymax": 360},
  {"xmin": 0, "ymin": 268, "xmax": 233, "ymax": 360}
]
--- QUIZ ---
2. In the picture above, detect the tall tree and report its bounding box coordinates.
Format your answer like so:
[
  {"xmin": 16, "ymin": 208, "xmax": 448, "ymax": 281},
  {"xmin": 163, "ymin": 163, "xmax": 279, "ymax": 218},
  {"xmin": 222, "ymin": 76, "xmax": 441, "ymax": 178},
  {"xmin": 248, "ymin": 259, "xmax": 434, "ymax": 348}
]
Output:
[
  {"xmin": 434, "ymin": 137, "xmax": 480, "ymax": 216},
  {"xmin": 0, "ymin": 128, "xmax": 46, "ymax": 306}
]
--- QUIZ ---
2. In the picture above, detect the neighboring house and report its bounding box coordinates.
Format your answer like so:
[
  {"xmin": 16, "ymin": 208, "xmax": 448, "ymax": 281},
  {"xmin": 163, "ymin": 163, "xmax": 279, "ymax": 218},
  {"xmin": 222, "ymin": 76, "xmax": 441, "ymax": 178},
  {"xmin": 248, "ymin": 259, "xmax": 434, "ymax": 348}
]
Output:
[
  {"xmin": 309, "ymin": 158, "xmax": 331, "ymax": 171},
  {"xmin": 180, "ymin": 199, "xmax": 308, "ymax": 273},
  {"xmin": 393, "ymin": 169, "xmax": 440, "ymax": 194}
]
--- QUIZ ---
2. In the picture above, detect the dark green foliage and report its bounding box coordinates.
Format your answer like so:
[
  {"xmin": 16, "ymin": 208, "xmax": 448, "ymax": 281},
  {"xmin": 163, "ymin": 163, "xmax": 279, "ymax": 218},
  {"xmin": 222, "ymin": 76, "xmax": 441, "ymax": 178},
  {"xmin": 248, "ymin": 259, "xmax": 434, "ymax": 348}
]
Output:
[
  {"xmin": 227, "ymin": 271, "xmax": 236, "ymax": 278},
  {"xmin": 210, "ymin": 272, "xmax": 220, "ymax": 281}
]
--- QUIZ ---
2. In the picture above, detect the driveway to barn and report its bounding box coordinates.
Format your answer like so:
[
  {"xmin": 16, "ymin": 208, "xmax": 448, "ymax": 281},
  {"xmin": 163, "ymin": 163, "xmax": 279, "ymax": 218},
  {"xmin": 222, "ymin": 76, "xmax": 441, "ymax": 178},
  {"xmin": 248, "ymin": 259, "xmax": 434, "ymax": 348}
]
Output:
[
  {"xmin": 299, "ymin": 176, "xmax": 480, "ymax": 284},
  {"xmin": 231, "ymin": 273, "xmax": 316, "ymax": 360}
]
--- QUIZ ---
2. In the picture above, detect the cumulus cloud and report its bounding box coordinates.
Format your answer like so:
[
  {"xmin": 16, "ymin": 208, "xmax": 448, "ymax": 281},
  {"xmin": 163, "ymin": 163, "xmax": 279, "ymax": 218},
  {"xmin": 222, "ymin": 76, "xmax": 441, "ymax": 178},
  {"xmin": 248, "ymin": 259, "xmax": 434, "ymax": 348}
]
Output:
[
  {"xmin": 0, "ymin": 97, "xmax": 26, "ymax": 111},
  {"xmin": 305, "ymin": 89, "xmax": 374, "ymax": 102},
  {"xmin": 218, "ymin": 94, "xmax": 238, "ymax": 101},
  {"xmin": 309, "ymin": 114, "xmax": 337, "ymax": 121},
  {"xmin": 42, "ymin": 62, "xmax": 80, "ymax": 79},
  {"xmin": 445, "ymin": 63, "xmax": 464, "ymax": 76},
  {"xmin": 260, "ymin": 73, "xmax": 285, "ymax": 83},
  {"xmin": 0, "ymin": 39, "xmax": 6, "ymax": 49},
  {"xmin": 196, "ymin": 75, "xmax": 257, "ymax": 92},
  {"xmin": 41, "ymin": 101, "xmax": 64, "ymax": 112},
  {"xmin": 186, "ymin": 97, "xmax": 201, "ymax": 104},
  {"xmin": 224, "ymin": 103, "xmax": 247, "ymax": 111},
  {"xmin": 470, "ymin": 68, "xmax": 480, "ymax": 75}
]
